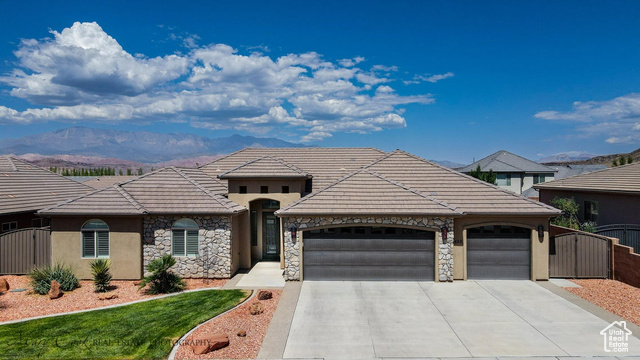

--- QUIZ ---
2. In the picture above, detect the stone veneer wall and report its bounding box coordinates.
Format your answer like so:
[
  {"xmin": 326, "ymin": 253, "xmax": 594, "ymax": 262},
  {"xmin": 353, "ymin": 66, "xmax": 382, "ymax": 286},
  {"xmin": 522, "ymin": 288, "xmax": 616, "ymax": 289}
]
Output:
[
  {"xmin": 143, "ymin": 216, "xmax": 232, "ymax": 278},
  {"xmin": 282, "ymin": 216, "xmax": 454, "ymax": 281}
]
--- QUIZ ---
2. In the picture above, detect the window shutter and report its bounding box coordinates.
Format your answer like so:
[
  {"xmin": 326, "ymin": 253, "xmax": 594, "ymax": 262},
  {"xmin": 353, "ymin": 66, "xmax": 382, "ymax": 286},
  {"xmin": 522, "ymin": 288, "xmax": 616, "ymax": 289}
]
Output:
[
  {"xmin": 186, "ymin": 230, "xmax": 199, "ymax": 257},
  {"xmin": 97, "ymin": 231, "xmax": 109, "ymax": 257},
  {"xmin": 172, "ymin": 230, "xmax": 185, "ymax": 256},
  {"xmin": 82, "ymin": 232, "xmax": 95, "ymax": 258}
]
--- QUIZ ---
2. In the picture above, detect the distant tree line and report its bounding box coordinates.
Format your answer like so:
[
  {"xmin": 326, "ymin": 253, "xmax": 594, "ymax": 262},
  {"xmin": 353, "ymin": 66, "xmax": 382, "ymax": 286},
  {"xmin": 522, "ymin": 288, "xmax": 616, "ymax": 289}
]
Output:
[
  {"xmin": 50, "ymin": 167, "xmax": 145, "ymax": 176},
  {"xmin": 468, "ymin": 165, "xmax": 497, "ymax": 185},
  {"xmin": 612, "ymin": 155, "xmax": 634, "ymax": 167}
]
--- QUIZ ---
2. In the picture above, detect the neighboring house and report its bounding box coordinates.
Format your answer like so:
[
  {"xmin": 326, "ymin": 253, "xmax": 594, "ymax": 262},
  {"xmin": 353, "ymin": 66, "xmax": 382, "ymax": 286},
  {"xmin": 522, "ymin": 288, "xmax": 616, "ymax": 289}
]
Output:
[
  {"xmin": 39, "ymin": 148, "xmax": 560, "ymax": 282},
  {"xmin": 458, "ymin": 150, "xmax": 557, "ymax": 195},
  {"xmin": 522, "ymin": 164, "xmax": 607, "ymax": 199},
  {"xmin": 0, "ymin": 156, "xmax": 93, "ymax": 233},
  {"xmin": 77, "ymin": 176, "xmax": 140, "ymax": 189},
  {"xmin": 535, "ymin": 162, "xmax": 640, "ymax": 225}
]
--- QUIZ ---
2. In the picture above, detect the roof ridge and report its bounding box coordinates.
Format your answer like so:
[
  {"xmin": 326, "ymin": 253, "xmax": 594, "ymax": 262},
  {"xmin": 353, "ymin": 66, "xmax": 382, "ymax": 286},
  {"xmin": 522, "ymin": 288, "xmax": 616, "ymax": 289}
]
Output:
[
  {"xmin": 172, "ymin": 167, "xmax": 243, "ymax": 213},
  {"xmin": 497, "ymin": 150, "xmax": 557, "ymax": 172},
  {"xmin": 7, "ymin": 157, "xmax": 18, "ymax": 171},
  {"xmin": 270, "ymin": 156, "xmax": 309, "ymax": 175},
  {"xmin": 535, "ymin": 161, "xmax": 640, "ymax": 189},
  {"xmin": 198, "ymin": 148, "xmax": 249, "ymax": 170},
  {"xmin": 114, "ymin": 185, "xmax": 148, "ymax": 213},
  {"xmin": 363, "ymin": 170, "xmax": 462, "ymax": 214},
  {"xmin": 385, "ymin": 150, "xmax": 560, "ymax": 213},
  {"xmin": 37, "ymin": 186, "xmax": 112, "ymax": 213}
]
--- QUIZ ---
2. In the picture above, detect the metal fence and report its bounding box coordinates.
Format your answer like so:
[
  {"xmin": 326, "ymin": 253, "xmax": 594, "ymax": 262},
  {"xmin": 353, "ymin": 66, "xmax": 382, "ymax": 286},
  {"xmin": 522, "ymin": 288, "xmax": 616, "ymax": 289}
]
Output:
[
  {"xmin": 595, "ymin": 224, "xmax": 640, "ymax": 253},
  {"xmin": 549, "ymin": 232, "xmax": 611, "ymax": 278},
  {"xmin": 0, "ymin": 227, "xmax": 51, "ymax": 275}
]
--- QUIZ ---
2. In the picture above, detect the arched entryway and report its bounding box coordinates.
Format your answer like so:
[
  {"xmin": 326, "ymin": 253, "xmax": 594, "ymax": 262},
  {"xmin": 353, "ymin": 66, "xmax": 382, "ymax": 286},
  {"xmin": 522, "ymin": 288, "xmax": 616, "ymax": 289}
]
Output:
[{"xmin": 249, "ymin": 199, "xmax": 281, "ymax": 262}]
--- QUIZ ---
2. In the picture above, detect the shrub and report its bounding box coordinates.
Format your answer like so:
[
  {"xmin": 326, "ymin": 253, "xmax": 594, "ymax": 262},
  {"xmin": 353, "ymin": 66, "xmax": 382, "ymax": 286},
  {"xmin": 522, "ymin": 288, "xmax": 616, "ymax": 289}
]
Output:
[
  {"xmin": 29, "ymin": 263, "xmax": 79, "ymax": 295},
  {"xmin": 551, "ymin": 197, "xmax": 580, "ymax": 230},
  {"xmin": 138, "ymin": 255, "xmax": 186, "ymax": 294},
  {"xmin": 90, "ymin": 259, "xmax": 112, "ymax": 293},
  {"xmin": 580, "ymin": 221, "xmax": 598, "ymax": 233}
]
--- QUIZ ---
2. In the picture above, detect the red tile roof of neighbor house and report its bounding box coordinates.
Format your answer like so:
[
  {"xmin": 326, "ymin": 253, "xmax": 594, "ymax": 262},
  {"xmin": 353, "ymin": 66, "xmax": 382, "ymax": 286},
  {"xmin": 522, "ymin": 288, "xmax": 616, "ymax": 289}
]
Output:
[
  {"xmin": 277, "ymin": 150, "xmax": 561, "ymax": 216},
  {"xmin": 534, "ymin": 161, "xmax": 640, "ymax": 194},
  {"xmin": 38, "ymin": 167, "xmax": 245, "ymax": 216},
  {"xmin": 218, "ymin": 156, "xmax": 311, "ymax": 179},
  {"xmin": 0, "ymin": 156, "xmax": 93, "ymax": 215}
]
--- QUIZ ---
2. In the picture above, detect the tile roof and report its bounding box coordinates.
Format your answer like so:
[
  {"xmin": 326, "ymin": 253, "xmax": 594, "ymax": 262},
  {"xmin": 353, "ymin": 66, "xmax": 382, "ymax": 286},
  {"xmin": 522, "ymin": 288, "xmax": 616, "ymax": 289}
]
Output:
[
  {"xmin": 458, "ymin": 150, "xmax": 558, "ymax": 173},
  {"xmin": 200, "ymin": 147, "xmax": 386, "ymax": 190},
  {"xmin": 278, "ymin": 150, "xmax": 560, "ymax": 216},
  {"xmin": 218, "ymin": 156, "xmax": 310, "ymax": 179},
  {"xmin": 0, "ymin": 156, "xmax": 93, "ymax": 215},
  {"xmin": 82, "ymin": 176, "xmax": 140, "ymax": 189},
  {"xmin": 534, "ymin": 162, "xmax": 640, "ymax": 194},
  {"xmin": 39, "ymin": 167, "xmax": 245, "ymax": 216},
  {"xmin": 276, "ymin": 169, "xmax": 462, "ymax": 216}
]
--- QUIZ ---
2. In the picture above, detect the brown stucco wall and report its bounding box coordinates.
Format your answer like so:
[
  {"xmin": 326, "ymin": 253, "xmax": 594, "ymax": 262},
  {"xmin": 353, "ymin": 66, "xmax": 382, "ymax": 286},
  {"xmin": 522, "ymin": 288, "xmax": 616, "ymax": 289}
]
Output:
[
  {"xmin": 454, "ymin": 216, "xmax": 551, "ymax": 281},
  {"xmin": 50, "ymin": 216, "xmax": 143, "ymax": 280},
  {"xmin": 539, "ymin": 189, "xmax": 640, "ymax": 225},
  {"xmin": 614, "ymin": 244, "xmax": 640, "ymax": 288},
  {"xmin": 227, "ymin": 179, "xmax": 306, "ymax": 194}
]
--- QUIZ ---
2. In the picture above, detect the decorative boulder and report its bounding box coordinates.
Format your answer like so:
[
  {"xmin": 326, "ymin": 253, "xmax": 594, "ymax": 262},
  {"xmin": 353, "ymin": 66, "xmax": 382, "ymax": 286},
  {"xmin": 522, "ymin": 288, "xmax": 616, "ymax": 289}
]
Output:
[
  {"xmin": 0, "ymin": 277, "xmax": 9, "ymax": 293},
  {"xmin": 237, "ymin": 330, "xmax": 246, "ymax": 337},
  {"xmin": 249, "ymin": 302, "xmax": 264, "ymax": 315},
  {"xmin": 192, "ymin": 333, "xmax": 229, "ymax": 355},
  {"xmin": 257, "ymin": 290, "xmax": 272, "ymax": 300},
  {"xmin": 98, "ymin": 293, "xmax": 119, "ymax": 301},
  {"xmin": 48, "ymin": 280, "xmax": 63, "ymax": 299}
]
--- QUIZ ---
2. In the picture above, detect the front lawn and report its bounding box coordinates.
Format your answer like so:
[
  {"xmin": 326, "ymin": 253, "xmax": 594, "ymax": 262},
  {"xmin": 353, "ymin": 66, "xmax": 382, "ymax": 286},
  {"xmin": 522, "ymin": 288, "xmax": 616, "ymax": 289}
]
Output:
[{"xmin": 0, "ymin": 289, "xmax": 248, "ymax": 359}]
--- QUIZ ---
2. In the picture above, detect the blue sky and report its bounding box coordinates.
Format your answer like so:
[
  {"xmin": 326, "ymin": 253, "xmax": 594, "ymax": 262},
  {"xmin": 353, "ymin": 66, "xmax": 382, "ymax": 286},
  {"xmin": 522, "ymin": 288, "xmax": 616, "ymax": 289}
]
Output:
[{"xmin": 1, "ymin": 1, "xmax": 639, "ymax": 163}]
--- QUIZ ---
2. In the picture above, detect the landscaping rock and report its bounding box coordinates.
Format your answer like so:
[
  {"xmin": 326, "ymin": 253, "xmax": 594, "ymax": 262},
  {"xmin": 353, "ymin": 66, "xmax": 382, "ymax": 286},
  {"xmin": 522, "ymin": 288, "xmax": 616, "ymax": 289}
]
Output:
[
  {"xmin": 237, "ymin": 330, "xmax": 246, "ymax": 337},
  {"xmin": 98, "ymin": 293, "xmax": 119, "ymax": 301},
  {"xmin": 249, "ymin": 302, "xmax": 264, "ymax": 315},
  {"xmin": 48, "ymin": 280, "xmax": 63, "ymax": 299},
  {"xmin": 0, "ymin": 277, "xmax": 9, "ymax": 293},
  {"xmin": 257, "ymin": 290, "xmax": 272, "ymax": 300},
  {"xmin": 192, "ymin": 333, "xmax": 229, "ymax": 355},
  {"xmin": 133, "ymin": 280, "xmax": 143, "ymax": 286}
]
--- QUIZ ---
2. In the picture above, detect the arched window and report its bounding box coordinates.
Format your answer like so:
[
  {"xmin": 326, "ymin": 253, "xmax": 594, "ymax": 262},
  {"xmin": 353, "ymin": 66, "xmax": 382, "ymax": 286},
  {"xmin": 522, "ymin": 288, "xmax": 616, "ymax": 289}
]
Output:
[
  {"xmin": 172, "ymin": 218, "xmax": 199, "ymax": 257},
  {"xmin": 82, "ymin": 219, "xmax": 109, "ymax": 258}
]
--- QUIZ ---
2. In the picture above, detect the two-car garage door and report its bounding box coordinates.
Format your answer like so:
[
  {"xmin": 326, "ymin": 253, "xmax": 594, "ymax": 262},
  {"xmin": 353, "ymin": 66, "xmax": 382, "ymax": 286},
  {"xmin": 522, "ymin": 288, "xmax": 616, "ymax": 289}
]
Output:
[{"xmin": 303, "ymin": 226, "xmax": 435, "ymax": 281}]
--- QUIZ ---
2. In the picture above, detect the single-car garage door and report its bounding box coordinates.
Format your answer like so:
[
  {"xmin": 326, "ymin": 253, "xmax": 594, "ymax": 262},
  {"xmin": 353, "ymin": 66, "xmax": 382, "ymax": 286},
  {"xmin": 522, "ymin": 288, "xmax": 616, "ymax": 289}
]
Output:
[
  {"xmin": 303, "ymin": 226, "xmax": 435, "ymax": 281},
  {"xmin": 467, "ymin": 225, "xmax": 531, "ymax": 280}
]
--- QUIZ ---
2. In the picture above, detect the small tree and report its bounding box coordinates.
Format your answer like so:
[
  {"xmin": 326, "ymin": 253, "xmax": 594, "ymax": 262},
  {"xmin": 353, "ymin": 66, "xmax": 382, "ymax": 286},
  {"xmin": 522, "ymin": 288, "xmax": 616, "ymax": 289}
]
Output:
[
  {"xmin": 468, "ymin": 165, "xmax": 497, "ymax": 185},
  {"xmin": 628, "ymin": 155, "xmax": 634, "ymax": 164},
  {"xmin": 90, "ymin": 259, "xmax": 112, "ymax": 293},
  {"xmin": 620, "ymin": 156, "xmax": 627, "ymax": 166},
  {"xmin": 613, "ymin": 158, "xmax": 618, "ymax": 167},
  {"xmin": 550, "ymin": 197, "xmax": 580, "ymax": 230},
  {"xmin": 138, "ymin": 255, "xmax": 186, "ymax": 294}
]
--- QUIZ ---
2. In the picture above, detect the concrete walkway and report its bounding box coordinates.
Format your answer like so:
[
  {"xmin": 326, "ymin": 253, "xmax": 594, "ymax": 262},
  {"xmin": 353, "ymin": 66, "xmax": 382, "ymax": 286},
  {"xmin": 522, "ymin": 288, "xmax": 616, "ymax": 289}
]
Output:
[
  {"xmin": 282, "ymin": 281, "xmax": 640, "ymax": 359},
  {"xmin": 233, "ymin": 261, "xmax": 285, "ymax": 289}
]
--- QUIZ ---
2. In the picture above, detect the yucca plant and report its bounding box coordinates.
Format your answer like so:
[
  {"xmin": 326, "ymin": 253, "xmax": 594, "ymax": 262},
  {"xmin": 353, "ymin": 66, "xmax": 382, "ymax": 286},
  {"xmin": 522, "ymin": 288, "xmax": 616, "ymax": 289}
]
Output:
[
  {"xmin": 90, "ymin": 259, "xmax": 112, "ymax": 293},
  {"xmin": 138, "ymin": 254, "xmax": 186, "ymax": 294},
  {"xmin": 29, "ymin": 263, "xmax": 79, "ymax": 295}
]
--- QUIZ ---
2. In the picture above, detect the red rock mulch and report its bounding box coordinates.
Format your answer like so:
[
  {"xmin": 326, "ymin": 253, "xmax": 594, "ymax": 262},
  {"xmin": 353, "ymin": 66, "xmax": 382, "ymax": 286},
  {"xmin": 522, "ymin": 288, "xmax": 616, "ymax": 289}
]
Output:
[
  {"xmin": 566, "ymin": 279, "xmax": 640, "ymax": 326},
  {"xmin": 0, "ymin": 275, "xmax": 227, "ymax": 323},
  {"xmin": 175, "ymin": 289, "xmax": 282, "ymax": 360}
]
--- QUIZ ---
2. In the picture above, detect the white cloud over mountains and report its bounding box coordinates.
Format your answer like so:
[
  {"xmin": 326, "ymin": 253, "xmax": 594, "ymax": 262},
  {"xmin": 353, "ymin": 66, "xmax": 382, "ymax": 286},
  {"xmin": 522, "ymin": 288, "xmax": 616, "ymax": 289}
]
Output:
[
  {"xmin": 535, "ymin": 93, "xmax": 640, "ymax": 144},
  {"xmin": 0, "ymin": 22, "xmax": 437, "ymax": 142}
]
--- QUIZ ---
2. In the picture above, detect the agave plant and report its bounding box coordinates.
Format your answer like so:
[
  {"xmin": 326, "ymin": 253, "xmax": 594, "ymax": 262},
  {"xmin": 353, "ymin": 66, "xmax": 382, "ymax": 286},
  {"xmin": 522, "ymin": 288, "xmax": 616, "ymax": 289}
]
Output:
[
  {"xmin": 29, "ymin": 263, "xmax": 79, "ymax": 295},
  {"xmin": 90, "ymin": 259, "xmax": 112, "ymax": 293},
  {"xmin": 138, "ymin": 254, "xmax": 186, "ymax": 294}
]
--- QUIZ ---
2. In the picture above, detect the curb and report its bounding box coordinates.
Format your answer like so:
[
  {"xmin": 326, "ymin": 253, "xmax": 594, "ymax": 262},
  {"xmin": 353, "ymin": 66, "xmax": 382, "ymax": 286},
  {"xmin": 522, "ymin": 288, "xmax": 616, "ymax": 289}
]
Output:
[
  {"xmin": 167, "ymin": 289, "xmax": 256, "ymax": 360},
  {"xmin": 0, "ymin": 286, "xmax": 224, "ymax": 326}
]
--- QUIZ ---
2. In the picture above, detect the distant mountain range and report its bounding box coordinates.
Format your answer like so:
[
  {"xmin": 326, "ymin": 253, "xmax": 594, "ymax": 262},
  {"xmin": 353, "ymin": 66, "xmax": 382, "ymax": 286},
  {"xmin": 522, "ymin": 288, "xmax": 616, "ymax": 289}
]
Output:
[
  {"xmin": 538, "ymin": 152, "xmax": 598, "ymax": 164},
  {"xmin": 0, "ymin": 127, "xmax": 304, "ymax": 163},
  {"xmin": 540, "ymin": 149, "xmax": 640, "ymax": 166}
]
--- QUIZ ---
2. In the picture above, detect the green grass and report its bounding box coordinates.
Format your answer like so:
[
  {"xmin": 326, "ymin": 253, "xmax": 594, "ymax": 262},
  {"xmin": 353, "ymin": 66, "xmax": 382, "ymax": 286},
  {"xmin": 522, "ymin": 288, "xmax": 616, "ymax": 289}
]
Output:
[{"xmin": 0, "ymin": 289, "xmax": 248, "ymax": 359}]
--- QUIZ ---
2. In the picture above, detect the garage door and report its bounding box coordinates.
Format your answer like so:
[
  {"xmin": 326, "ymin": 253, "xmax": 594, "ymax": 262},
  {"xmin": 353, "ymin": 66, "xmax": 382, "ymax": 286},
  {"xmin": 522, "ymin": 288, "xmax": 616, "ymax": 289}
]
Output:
[
  {"xmin": 303, "ymin": 226, "xmax": 435, "ymax": 281},
  {"xmin": 467, "ymin": 225, "xmax": 531, "ymax": 280}
]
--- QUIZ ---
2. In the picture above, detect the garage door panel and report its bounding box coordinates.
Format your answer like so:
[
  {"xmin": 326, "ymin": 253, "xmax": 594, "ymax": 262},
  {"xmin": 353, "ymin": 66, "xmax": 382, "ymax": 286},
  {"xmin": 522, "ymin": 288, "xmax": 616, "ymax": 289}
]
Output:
[
  {"xmin": 467, "ymin": 227, "xmax": 531, "ymax": 280},
  {"xmin": 304, "ymin": 250, "xmax": 434, "ymax": 266},
  {"xmin": 304, "ymin": 238, "xmax": 433, "ymax": 251},
  {"xmin": 304, "ymin": 265, "xmax": 434, "ymax": 281}
]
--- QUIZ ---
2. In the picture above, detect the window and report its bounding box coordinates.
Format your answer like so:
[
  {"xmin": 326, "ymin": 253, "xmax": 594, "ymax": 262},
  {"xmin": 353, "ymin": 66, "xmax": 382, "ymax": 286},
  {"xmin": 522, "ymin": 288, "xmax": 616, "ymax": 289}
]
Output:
[
  {"xmin": 239, "ymin": 186, "xmax": 247, "ymax": 194},
  {"xmin": 250, "ymin": 210, "xmax": 258, "ymax": 246},
  {"xmin": 533, "ymin": 174, "xmax": 546, "ymax": 184},
  {"xmin": 1, "ymin": 221, "xmax": 17, "ymax": 232},
  {"xmin": 584, "ymin": 201, "xmax": 599, "ymax": 222},
  {"xmin": 281, "ymin": 185, "xmax": 289, "ymax": 194},
  {"xmin": 260, "ymin": 186, "xmax": 268, "ymax": 194},
  {"xmin": 497, "ymin": 173, "xmax": 512, "ymax": 186},
  {"xmin": 82, "ymin": 219, "xmax": 109, "ymax": 258},
  {"xmin": 172, "ymin": 218, "xmax": 199, "ymax": 257},
  {"xmin": 262, "ymin": 200, "xmax": 280, "ymax": 209}
]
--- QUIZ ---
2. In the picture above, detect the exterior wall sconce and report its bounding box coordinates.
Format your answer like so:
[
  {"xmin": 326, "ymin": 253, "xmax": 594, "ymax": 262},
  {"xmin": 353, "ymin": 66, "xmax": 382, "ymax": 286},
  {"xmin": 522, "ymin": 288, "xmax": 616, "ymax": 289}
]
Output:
[
  {"xmin": 537, "ymin": 225, "xmax": 545, "ymax": 243},
  {"xmin": 441, "ymin": 227, "xmax": 448, "ymax": 242},
  {"xmin": 289, "ymin": 223, "xmax": 297, "ymax": 244}
]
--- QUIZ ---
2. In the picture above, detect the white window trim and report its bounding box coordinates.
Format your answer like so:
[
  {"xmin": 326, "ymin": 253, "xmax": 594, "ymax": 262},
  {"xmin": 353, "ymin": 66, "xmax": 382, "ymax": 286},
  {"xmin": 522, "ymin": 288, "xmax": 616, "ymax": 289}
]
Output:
[
  {"xmin": 81, "ymin": 219, "xmax": 110, "ymax": 259},
  {"xmin": 171, "ymin": 219, "xmax": 200, "ymax": 258}
]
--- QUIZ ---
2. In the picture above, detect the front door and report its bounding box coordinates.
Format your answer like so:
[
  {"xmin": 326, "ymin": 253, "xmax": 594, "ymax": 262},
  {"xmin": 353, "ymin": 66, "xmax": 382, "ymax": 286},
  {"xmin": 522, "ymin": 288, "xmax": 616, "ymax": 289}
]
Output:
[{"xmin": 262, "ymin": 212, "xmax": 280, "ymax": 260}]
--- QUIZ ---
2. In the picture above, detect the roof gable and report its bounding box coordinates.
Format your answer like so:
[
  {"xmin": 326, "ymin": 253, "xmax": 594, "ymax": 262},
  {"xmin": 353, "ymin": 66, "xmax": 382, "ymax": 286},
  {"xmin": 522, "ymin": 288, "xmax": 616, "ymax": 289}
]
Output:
[
  {"xmin": 535, "ymin": 162, "xmax": 640, "ymax": 194},
  {"xmin": 458, "ymin": 150, "xmax": 557, "ymax": 173},
  {"xmin": 218, "ymin": 156, "xmax": 310, "ymax": 179},
  {"xmin": 276, "ymin": 169, "xmax": 462, "ymax": 216}
]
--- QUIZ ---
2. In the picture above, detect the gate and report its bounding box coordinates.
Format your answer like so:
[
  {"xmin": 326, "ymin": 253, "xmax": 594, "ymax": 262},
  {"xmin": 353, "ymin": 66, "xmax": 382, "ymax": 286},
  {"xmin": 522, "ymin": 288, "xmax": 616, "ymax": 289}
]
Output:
[
  {"xmin": 595, "ymin": 224, "xmax": 640, "ymax": 253},
  {"xmin": 549, "ymin": 232, "xmax": 610, "ymax": 278},
  {"xmin": 0, "ymin": 227, "xmax": 51, "ymax": 274}
]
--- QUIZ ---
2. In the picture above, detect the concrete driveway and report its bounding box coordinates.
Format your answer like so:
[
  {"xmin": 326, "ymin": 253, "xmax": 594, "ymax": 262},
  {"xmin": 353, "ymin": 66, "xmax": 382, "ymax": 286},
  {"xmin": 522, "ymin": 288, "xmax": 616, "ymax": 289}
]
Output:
[{"xmin": 283, "ymin": 281, "xmax": 640, "ymax": 359}]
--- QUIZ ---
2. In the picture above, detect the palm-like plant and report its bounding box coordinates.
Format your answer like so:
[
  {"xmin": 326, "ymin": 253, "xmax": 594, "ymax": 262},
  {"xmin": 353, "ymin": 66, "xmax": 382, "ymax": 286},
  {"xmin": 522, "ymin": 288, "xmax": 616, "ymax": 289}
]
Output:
[
  {"xmin": 138, "ymin": 254, "xmax": 186, "ymax": 294},
  {"xmin": 90, "ymin": 259, "xmax": 112, "ymax": 293}
]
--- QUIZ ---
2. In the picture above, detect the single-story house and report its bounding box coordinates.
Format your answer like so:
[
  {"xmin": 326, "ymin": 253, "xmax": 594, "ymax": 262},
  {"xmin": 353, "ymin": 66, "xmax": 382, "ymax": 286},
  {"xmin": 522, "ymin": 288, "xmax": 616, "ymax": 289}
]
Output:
[
  {"xmin": 535, "ymin": 162, "xmax": 640, "ymax": 225},
  {"xmin": 0, "ymin": 156, "xmax": 92, "ymax": 233},
  {"xmin": 458, "ymin": 150, "xmax": 557, "ymax": 195},
  {"xmin": 39, "ymin": 148, "xmax": 560, "ymax": 282},
  {"xmin": 522, "ymin": 164, "xmax": 607, "ymax": 199}
]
